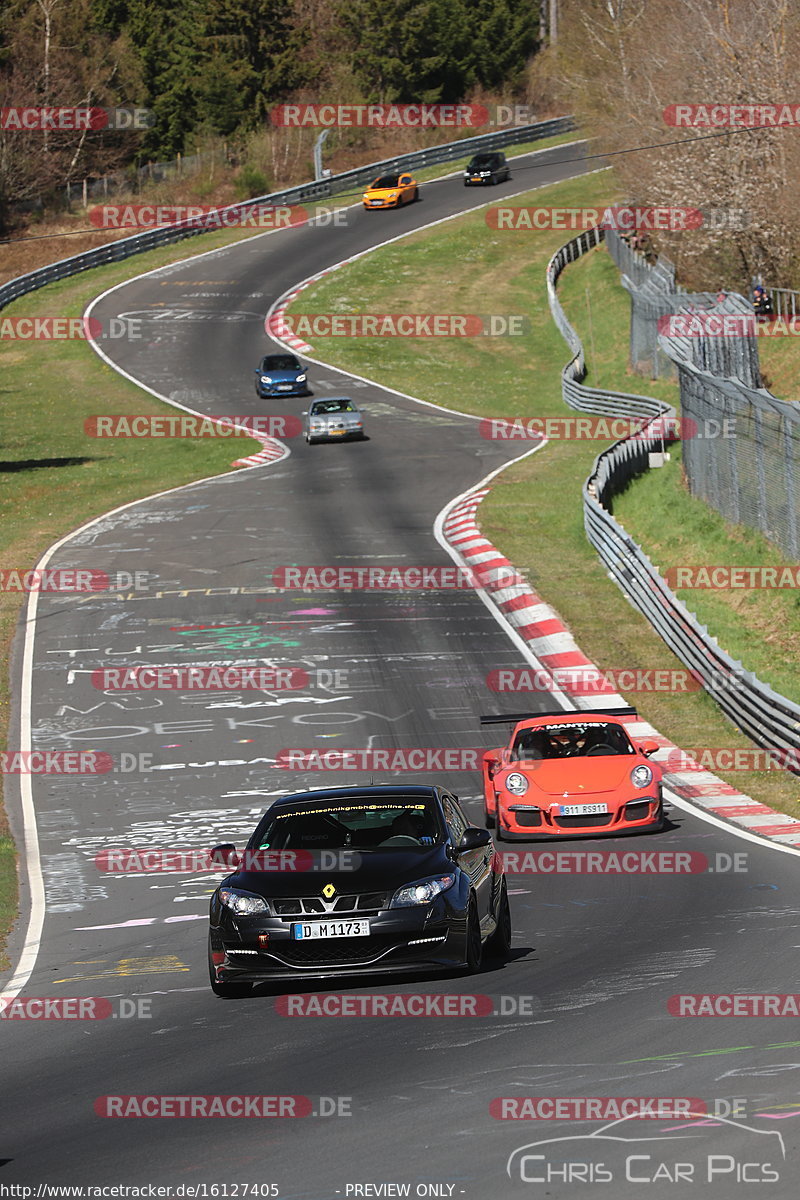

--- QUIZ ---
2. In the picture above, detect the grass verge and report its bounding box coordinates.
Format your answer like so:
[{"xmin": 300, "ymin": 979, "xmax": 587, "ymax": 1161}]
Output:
[
  {"xmin": 284, "ymin": 168, "xmax": 800, "ymax": 819},
  {"xmin": 0, "ymin": 243, "xmax": 269, "ymax": 970}
]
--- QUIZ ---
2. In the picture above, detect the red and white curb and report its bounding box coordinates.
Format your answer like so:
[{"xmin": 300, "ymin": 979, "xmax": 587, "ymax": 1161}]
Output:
[
  {"xmin": 265, "ymin": 265, "xmax": 348, "ymax": 354},
  {"xmin": 442, "ymin": 486, "xmax": 800, "ymax": 848},
  {"xmin": 230, "ymin": 435, "xmax": 289, "ymax": 469}
]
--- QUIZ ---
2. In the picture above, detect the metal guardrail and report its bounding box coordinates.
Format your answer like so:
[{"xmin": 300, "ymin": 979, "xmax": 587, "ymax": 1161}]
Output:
[
  {"xmin": 0, "ymin": 116, "xmax": 575, "ymax": 312},
  {"xmin": 547, "ymin": 228, "xmax": 800, "ymax": 770}
]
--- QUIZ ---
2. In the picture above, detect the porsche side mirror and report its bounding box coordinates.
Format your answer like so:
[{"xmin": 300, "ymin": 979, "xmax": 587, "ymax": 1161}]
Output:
[{"xmin": 639, "ymin": 741, "xmax": 659, "ymax": 757}]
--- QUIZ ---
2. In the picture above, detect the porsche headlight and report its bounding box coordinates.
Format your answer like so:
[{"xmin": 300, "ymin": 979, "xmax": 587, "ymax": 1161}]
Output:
[
  {"xmin": 390, "ymin": 874, "xmax": 456, "ymax": 908},
  {"xmin": 218, "ymin": 888, "xmax": 268, "ymax": 916},
  {"xmin": 505, "ymin": 772, "xmax": 529, "ymax": 796},
  {"xmin": 631, "ymin": 764, "xmax": 653, "ymax": 789}
]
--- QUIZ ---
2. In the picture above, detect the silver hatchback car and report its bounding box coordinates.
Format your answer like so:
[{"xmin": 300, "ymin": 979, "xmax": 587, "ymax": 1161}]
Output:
[{"xmin": 303, "ymin": 397, "xmax": 365, "ymax": 444}]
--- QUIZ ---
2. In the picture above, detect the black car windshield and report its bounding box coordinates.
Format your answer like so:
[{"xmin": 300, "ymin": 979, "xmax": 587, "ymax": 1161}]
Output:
[
  {"xmin": 510, "ymin": 722, "xmax": 635, "ymax": 760},
  {"xmin": 251, "ymin": 800, "xmax": 443, "ymax": 850},
  {"xmin": 371, "ymin": 175, "xmax": 399, "ymax": 188},
  {"xmin": 311, "ymin": 399, "xmax": 357, "ymax": 414},
  {"xmin": 469, "ymin": 156, "xmax": 497, "ymax": 168},
  {"xmin": 262, "ymin": 355, "xmax": 300, "ymax": 370}
]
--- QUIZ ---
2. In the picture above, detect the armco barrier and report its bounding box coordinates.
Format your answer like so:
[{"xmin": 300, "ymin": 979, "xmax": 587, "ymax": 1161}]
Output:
[
  {"xmin": 547, "ymin": 228, "xmax": 800, "ymax": 770},
  {"xmin": 0, "ymin": 117, "xmax": 574, "ymax": 312}
]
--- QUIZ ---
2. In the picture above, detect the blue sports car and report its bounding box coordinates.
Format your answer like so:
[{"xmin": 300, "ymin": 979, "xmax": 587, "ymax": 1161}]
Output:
[{"xmin": 254, "ymin": 353, "xmax": 310, "ymax": 397}]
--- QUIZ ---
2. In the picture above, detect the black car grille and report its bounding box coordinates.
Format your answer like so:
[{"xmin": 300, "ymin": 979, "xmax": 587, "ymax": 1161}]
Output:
[
  {"xmin": 554, "ymin": 813, "xmax": 614, "ymax": 828},
  {"xmin": 271, "ymin": 935, "xmax": 400, "ymax": 967},
  {"xmin": 271, "ymin": 893, "xmax": 388, "ymax": 917}
]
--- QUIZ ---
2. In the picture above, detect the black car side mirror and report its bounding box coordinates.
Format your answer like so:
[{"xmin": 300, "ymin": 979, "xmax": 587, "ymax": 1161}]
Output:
[
  {"xmin": 210, "ymin": 843, "xmax": 239, "ymax": 868},
  {"xmin": 457, "ymin": 827, "xmax": 492, "ymax": 853}
]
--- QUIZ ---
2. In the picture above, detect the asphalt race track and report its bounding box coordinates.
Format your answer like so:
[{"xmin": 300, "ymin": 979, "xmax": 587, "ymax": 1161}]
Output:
[{"xmin": 2, "ymin": 144, "xmax": 800, "ymax": 1197}]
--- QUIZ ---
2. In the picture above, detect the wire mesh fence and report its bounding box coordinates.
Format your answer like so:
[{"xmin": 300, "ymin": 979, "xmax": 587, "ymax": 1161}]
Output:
[
  {"xmin": 606, "ymin": 228, "xmax": 761, "ymax": 385},
  {"xmin": 547, "ymin": 228, "xmax": 800, "ymax": 773}
]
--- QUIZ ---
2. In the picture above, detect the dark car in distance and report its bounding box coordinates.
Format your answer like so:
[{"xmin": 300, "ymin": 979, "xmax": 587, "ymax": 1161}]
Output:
[
  {"xmin": 208, "ymin": 784, "xmax": 511, "ymax": 995},
  {"xmin": 254, "ymin": 353, "xmax": 310, "ymax": 397},
  {"xmin": 464, "ymin": 151, "xmax": 511, "ymax": 186}
]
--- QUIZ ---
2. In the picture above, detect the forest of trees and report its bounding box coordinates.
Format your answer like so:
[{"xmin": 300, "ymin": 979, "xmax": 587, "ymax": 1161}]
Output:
[
  {"xmin": 0, "ymin": 0, "xmax": 541, "ymax": 224},
  {"xmin": 550, "ymin": 0, "xmax": 800, "ymax": 287},
  {"xmin": 2, "ymin": 0, "xmax": 797, "ymax": 287}
]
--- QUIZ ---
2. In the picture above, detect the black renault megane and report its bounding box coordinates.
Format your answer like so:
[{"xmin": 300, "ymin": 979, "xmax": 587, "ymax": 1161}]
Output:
[{"xmin": 208, "ymin": 784, "xmax": 511, "ymax": 995}]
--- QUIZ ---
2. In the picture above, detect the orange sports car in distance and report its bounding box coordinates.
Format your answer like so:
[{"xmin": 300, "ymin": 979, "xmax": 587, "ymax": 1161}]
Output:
[
  {"xmin": 481, "ymin": 709, "xmax": 664, "ymax": 841},
  {"xmin": 362, "ymin": 172, "xmax": 419, "ymax": 209}
]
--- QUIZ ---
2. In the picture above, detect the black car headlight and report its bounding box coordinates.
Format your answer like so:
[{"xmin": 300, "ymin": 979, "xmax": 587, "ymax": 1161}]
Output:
[
  {"xmin": 630, "ymin": 765, "xmax": 654, "ymax": 789},
  {"xmin": 218, "ymin": 887, "xmax": 268, "ymax": 916},
  {"xmin": 390, "ymin": 874, "xmax": 456, "ymax": 908}
]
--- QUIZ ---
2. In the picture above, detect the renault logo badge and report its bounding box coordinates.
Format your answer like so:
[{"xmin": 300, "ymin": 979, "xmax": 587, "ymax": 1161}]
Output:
[{"xmin": 322, "ymin": 882, "xmax": 336, "ymax": 899}]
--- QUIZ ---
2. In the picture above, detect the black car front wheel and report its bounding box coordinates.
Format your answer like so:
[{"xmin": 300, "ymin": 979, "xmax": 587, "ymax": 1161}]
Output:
[
  {"xmin": 464, "ymin": 895, "xmax": 483, "ymax": 974},
  {"xmin": 485, "ymin": 878, "xmax": 512, "ymax": 959},
  {"xmin": 208, "ymin": 936, "xmax": 252, "ymax": 998}
]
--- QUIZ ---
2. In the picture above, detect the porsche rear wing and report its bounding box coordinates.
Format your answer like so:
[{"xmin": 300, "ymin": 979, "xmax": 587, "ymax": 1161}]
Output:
[{"xmin": 480, "ymin": 707, "xmax": 638, "ymax": 725}]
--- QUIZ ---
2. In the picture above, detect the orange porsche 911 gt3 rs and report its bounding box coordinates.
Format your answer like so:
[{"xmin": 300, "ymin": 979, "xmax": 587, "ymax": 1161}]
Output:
[
  {"xmin": 481, "ymin": 709, "xmax": 664, "ymax": 841},
  {"xmin": 362, "ymin": 172, "xmax": 419, "ymax": 209}
]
